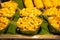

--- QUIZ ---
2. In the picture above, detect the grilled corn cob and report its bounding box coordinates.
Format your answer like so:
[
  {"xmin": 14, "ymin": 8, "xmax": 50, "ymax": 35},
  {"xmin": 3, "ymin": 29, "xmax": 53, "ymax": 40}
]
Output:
[
  {"xmin": 1, "ymin": 1, "xmax": 18, "ymax": 10},
  {"xmin": 17, "ymin": 17, "xmax": 43, "ymax": 34},
  {"xmin": 23, "ymin": 0, "xmax": 34, "ymax": 8},
  {"xmin": 20, "ymin": 7, "xmax": 42, "ymax": 17},
  {"xmin": 48, "ymin": 17, "xmax": 60, "ymax": 34},
  {"xmin": 1, "ymin": 1, "xmax": 18, "ymax": 18},
  {"xmin": 43, "ymin": 8, "xmax": 60, "ymax": 34},
  {"xmin": 33, "ymin": 0, "xmax": 44, "ymax": 9},
  {"xmin": 0, "ymin": 8, "xmax": 15, "ymax": 18},
  {"xmin": 0, "ymin": 17, "xmax": 10, "ymax": 30},
  {"xmin": 43, "ymin": 0, "xmax": 53, "ymax": 8},
  {"xmin": 43, "ymin": 7, "xmax": 58, "ymax": 17}
]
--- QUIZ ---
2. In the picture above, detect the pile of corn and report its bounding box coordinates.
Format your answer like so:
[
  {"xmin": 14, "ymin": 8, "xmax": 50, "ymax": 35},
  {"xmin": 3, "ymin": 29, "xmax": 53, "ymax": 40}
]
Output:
[
  {"xmin": 0, "ymin": 1, "xmax": 18, "ymax": 18},
  {"xmin": 0, "ymin": 1, "xmax": 18, "ymax": 30},
  {"xmin": 43, "ymin": 7, "xmax": 60, "ymax": 31},
  {"xmin": 17, "ymin": 7, "xmax": 43, "ymax": 33},
  {"xmin": 23, "ymin": 0, "xmax": 60, "ymax": 9},
  {"xmin": 17, "ymin": 0, "xmax": 60, "ymax": 34},
  {"xmin": 17, "ymin": 17, "xmax": 42, "ymax": 31}
]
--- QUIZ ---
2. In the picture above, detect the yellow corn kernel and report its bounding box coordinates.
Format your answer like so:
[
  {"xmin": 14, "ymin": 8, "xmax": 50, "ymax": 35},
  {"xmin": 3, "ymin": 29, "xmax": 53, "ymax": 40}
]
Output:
[
  {"xmin": 33, "ymin": 0, "xmax": 44, "ymax": 9},
  {"xmin": 23, "ymin": 0, "xmax": 34, "ymax": 8},
  {"xmin": 43, "ymin": 0, "xmax": 53, "ymax": 8}
]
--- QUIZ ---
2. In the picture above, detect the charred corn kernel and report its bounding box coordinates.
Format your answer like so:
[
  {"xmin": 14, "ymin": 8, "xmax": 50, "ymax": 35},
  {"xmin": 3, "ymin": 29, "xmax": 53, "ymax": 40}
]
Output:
[
  {"xmin": 43, "ymin": 7, "xmax": 58, "ymax": 17},
  {"xmin": 1, "ymin": 1, "xmax": 18, "ymax": 10},
  {"xmin": 0, "ymin": 8, "xmax": 15, "ymax": 18},
  {"xmin": 33, "ymin": 0, "xmax": 44, "ymax": 9},
  {"xmin": 20, "ymin": 7, "xmax": 42, "ymax": 17},
  {"xmin": 17, "ymin": 17, "xmax": 42, "ymax": 31},
  {"xmin": 51, "ymin": 0, "xmax": 59, "ymax": 7},
  {"xmin": 48, "ymin": 17, "xmax": 60, "ymax": 30},
  {"xmin": 23, "ymin": 0, "xmax": 34, "ymax": 8},
  {"xmin": 0, "ymin": 17, "xmax": 10, "ymax": 30},
  {"xmin": 43, "ymin": 0, "xmax": 53, "ymax": 8}
]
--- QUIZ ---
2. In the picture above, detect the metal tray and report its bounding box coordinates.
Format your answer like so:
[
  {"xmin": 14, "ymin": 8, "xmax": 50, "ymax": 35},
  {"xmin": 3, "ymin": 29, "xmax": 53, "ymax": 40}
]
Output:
[{"xmin": 0, "ymin": 34, "xmax": 60, "ymax": 39}]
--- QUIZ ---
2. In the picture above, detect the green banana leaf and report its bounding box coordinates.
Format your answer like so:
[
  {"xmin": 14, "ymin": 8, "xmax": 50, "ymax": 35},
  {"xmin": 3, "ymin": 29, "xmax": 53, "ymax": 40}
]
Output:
[
  {"xmin": 6, "ymin": 23, "xmax": 17, "ymax": 34},
  {"xmin": 13, "ymin": 0, "xmax": 24, "ymax": 9},
  {"xmin": 13, "ymin": 9, "xmax": 20, "ymax": 22},
  {"xmin": 6, "ymin": 9, "xmax": 20, "ymax": 34},
  {"xmin": 39, "ymin": 19, "xmax": 51, "ymax": 35},
  {"xmin": 20, "ymin": 30, "xmax": 38, "ymax": 35}
]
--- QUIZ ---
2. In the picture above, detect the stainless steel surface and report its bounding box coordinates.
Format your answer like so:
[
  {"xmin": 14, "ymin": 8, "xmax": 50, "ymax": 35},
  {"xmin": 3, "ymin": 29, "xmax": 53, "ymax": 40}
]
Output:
[{"xmin": 0, "ymin": 34, "xmax": 60, "ymax": 39}]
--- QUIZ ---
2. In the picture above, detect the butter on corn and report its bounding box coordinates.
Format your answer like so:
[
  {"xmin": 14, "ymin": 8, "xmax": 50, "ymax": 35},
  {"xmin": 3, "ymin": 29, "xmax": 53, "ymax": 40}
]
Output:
[{"xmin": 0, "ymin": 17, "xmax": 10, "ymax": 30}]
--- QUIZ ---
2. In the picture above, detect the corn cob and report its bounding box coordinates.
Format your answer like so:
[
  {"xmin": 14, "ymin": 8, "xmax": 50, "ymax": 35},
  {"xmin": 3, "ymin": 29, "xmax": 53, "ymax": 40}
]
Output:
[
  {"xmin": 17, "ymin": 17, "xmax": 43, "ymax": 34},
  {"xmin": 20, "ymin": 7, "xmax": 42, "ymax": 17},
  {"xmin": 33, "ymin": 0, "xmax": 44, "ymax": 9},
  {"xmin": 6, "ymin": 23, "xmax": 17, "ymax": 34},
  {"xmin": 43, "ymin": 8, "xmax": 60, "ymax": 34},
  {"xmin": 47, "ymin": 16, "xmax": 60, "ymax": 34},
  {"xmin": 0, "ymin": 8, "xmax": 16, "ymax": 18},
  {"xmin": 43, "ymin": 7, "xmax": 58, "ymax": 17},
  {"xmin": 23, "ymin": 0, "xmax": 34, "ymax": 8},
  {"xmin": 0, "ymin": 17, "xmax": 10, "ymax": 30},
  {"xmin": 43, "ymin": 0, "xmax": 53, "ymax": 8},
  {"xmin": 1, "ymin": 1, "xmax": 18, "ymax": 10}
]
